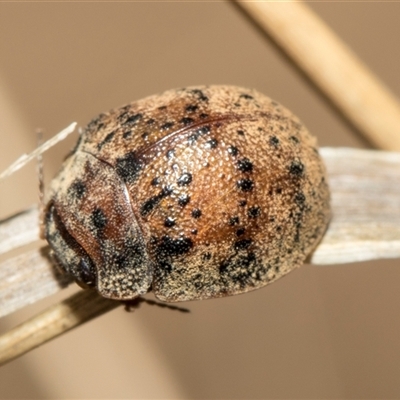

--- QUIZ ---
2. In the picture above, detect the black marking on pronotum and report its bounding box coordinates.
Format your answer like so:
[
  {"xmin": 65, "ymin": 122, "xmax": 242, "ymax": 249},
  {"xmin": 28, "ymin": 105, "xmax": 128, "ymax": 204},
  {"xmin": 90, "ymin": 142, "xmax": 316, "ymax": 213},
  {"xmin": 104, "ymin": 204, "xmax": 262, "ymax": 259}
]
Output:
[
  {"xmin": 140, "ymin": 186, "xmax": 172, "ymax": 216},
  {"xmin": 191, "ymin": 209, "xmax": 202, "ymax": 219},
  {"xmin": 177, "ymin": 172, "xmax": 192, "ymax": 186},
  {"xmin": 240, "ymin": 93, "xmax": 253, "ymax": 100},
  {"xmin": 157, "ymin": 236, "xmax": 193, "ymax": 257},
  {"xmin": 97, "ymin": 131, "xmax": 115, "ymax": 150},
  {"xmin": 237, "ymin": 130, "xmax": 245, "ymax": 136},
  {"xmin": 248, "ymin": 206, "xmax": 261, "ymax": 218},
  {"xmin": 78, "ymin": 258, "xmax": 96, "ymax": 286},
  {"xmin": 289, "ymin": 160, "xmax": 304, "ymax": 176},
  {"xmin": 68, "ymin": 180, "xmax": 86, "ymax": 200},
  {"xmin": 236, "ymin": 179, "xmax": 254, "ymax": 192},
  {"xmin": 178, "ymin": 194, "xmax": 190, "ymax": 206},
  {"xmin": 237, "ymin": 158, "xmax": 253, "ymax": 173},
  {"xmin": 115, "ymin": 152, "xmax": 143, "ymax": 183},
  {"xmin": 91, "ymin": 208, "xmax": 107, "ymax": 231}
]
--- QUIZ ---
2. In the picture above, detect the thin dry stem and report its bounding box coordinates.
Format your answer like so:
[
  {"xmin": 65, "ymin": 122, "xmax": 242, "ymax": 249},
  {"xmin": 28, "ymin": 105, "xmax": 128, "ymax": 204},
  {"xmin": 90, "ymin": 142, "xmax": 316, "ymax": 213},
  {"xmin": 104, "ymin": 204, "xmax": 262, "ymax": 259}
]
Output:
[
  {"xmin": 0, "ymin": 147, "xmax": 399, "ymax": 366},
  {"xmin": 233, "ymin": 1, "xmax": 400, "ymax": 151}
]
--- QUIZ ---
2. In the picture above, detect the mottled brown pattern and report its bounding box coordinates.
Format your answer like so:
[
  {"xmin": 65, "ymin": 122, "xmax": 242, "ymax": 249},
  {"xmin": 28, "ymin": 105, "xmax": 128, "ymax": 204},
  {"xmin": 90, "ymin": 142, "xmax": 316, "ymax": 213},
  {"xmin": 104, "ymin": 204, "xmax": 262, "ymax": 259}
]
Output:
[{"xmin": 45, "ymin": 86, "xmax": 330, "ymax": 301}]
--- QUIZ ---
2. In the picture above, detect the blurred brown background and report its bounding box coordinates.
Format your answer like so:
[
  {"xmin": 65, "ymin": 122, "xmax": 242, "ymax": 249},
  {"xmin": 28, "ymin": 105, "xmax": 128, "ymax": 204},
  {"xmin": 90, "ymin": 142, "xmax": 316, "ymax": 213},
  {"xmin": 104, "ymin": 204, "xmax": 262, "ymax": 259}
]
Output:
[{"xmin": 0, "ymin": 2, "xmax": 400, "ymax": 399}]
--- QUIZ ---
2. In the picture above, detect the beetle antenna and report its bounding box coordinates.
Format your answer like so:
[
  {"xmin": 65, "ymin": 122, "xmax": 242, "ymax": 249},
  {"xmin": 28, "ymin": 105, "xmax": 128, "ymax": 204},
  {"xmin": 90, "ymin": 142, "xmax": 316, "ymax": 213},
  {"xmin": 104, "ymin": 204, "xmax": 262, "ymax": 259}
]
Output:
[
  {"xmin": 124, "ymin": 297, "xmax": 190, "ymax": 313},
  {"xmin": 36, "ymin": 128, "xmax": 46, "ymax": 239}
]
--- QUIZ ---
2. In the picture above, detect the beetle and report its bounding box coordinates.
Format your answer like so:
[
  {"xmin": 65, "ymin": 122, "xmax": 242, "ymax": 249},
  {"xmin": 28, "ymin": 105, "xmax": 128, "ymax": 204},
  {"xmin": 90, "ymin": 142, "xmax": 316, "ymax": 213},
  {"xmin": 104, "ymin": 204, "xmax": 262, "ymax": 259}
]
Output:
[{"xmin": 44, "ymin": 85, "xmax": 330, "ymax": 302}]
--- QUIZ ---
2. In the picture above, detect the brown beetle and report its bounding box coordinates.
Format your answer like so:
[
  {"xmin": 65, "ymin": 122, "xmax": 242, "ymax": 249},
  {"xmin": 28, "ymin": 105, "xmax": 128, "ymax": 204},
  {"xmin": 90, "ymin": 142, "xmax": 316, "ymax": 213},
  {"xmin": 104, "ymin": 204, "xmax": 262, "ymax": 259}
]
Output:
[{"xmin": 45, "ymin": 86, "xmax": 330, "ymax": 302}]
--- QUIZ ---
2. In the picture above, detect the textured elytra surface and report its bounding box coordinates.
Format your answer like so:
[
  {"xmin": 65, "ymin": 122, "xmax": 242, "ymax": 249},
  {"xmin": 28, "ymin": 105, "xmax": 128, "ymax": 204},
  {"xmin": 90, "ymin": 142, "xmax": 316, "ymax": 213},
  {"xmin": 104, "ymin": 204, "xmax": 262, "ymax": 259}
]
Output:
[{"xmin": 45, "ymin": 86, "xmax": 330, "ymax": 302}]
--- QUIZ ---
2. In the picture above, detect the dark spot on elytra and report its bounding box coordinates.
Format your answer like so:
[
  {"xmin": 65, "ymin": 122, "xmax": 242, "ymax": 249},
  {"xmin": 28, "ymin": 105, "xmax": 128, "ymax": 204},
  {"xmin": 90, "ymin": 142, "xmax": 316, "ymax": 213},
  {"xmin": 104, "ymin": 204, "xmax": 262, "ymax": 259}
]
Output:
[
  {"xmin": 234, "ymin": 103, "xmax": 241, "ymax": 107},
  {"xmin": 188, "ymin": 125, "xmax": 211, "ymax": 144},
  {"xmin": 140, "ymin": 186, "xmax": 172, "ymax": 216},
  {"xmin": 236, "ymin": 228, "xmax": 245, "ymax": 236},
  {"xmin": 198, "ymin": 125, "xmax": 211, "ymax": 135},
  {"xmin": 141, "ymin": 132, "xmax": 149, "ymax": 140},
  {"xmin": 205, "ymin": 138, "xmax": 218, "ymax": 149},
  {"xmin": 276, "ymin": 187, "xmax": 282, "ymax": 194},
  {"xmin": 227, "ymin": 146, "xmax": 239, "ymax": 156},
  {"xmin": 202, "ymin": 252, "xmax": 212, "ymax": 261},
  {"xmin": 237, "ymin": 130, "xmax": 245, "ymax": 136},
  {"xmin": 229, "ymin": 216, "xmax": 239, "ymax": 226},
  {"xmin": 91, "ymin": 208, "xmax": 107, "ymax": 231},
  {"xmin": 191, "ymin": 229, "xmax": 198, "ymax": 235},
  {"xmin": 147, "ymin": 118, "xmax": 155, "ymax": 125},
  {"xmin": 123, "ymin": 130, "xmax": 132, "ymax": 139},
  {"xmin": 178, "ymin": 194, "xmax": 190, "ymax": 206},
  {"xmin": 191, "ymin": 209, "xmax": 202, "ymax": 219},
  {"xmin": 237, "ymin": 158, "xmax": 253, "ymax": 173},
  {"xmin": 157, "ymin": 236, "xmax": 193, "ymax": 257},
  {"xmin": 124, "ymin": 113, "xmax": 143, "ymax": 125},
  {"xmin": 158, "ymin": 106, "xmax": 167, "ymax": 111},
  {"xmin": 237, "ymin": 179, "xmax": 254, "ymax": 192},
  {"xmin": 239, "ymin": 200, "xmax": 247, "ymax": 207},
  {"xmin": 185, "ymin": 104, "xmax": 198, "ymax": 113},
  {"xmin": 151, "ymin": 177, "xmax": 160, "ymax": 186},
  {"xmin": 234, "ymin": 239, "xmax": 252, "ymax": 250},
  {"xmin": 97, "ymin": 131, "xmax": 115, "ymax": 150},
  {"xmin": 248, "ymin": 206, "xmax": 260, "ymax": 218},
  {"xmin": 181, "ymin": 117, "xmax": 194, "ymax": 126},
  {"xmin": 219, "ymin": 252, "xmax": 259, "ymax": 287},
  {"xmin": 191, "ymin": 89, "xmax": 208, "ymax": 102},
  {"xmin": 166, "ymin": 149, "xmax": 175, "ymax": 159},
  {"xmin": 240, "ymin": 93, "xmax": 254, "ymax": 100},
  {"xmin": 199, "ymin": 113, "xmax": 209, "ymax": 119},
  {"xmin": 295, "ymin": 192, "xmax": 306, "ymax": 206},
  {"xmin": 289, "ymin": 160, "xmax": 304, "ymax": 176},
  {"xmin": 276, "ymin": 226, "xmax": 282, "ymax": 233},
  {"xmin": 161, "ymin": 122, "xmax": 174, "ymax": 131},
  {"xmin": 164, "ymin": 217, "xmax": 176, "ymax": 228},
  {"xmin": 177, "ymin": 172, "xmax": 192, "ymax": 186},
  {"xmin": 116, "ymin": 152, "xmax": 143, "ymax": 183},
  {"xmin": 269, "ymin": 136, "xmax": 280, "ymax": 146},
  {"xmin": 289, "ymin": 135, "xmax": 299, "ymax": 144},
  {"xmin": 68, "ymin": 180, "xmax": 86, "ymax": 200}
]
